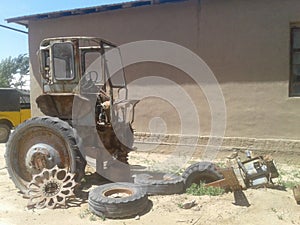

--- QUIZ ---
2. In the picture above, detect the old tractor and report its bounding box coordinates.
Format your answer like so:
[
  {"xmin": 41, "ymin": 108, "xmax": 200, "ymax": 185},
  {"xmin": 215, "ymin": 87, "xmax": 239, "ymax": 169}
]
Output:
[{"xmin": 5, "ymin": 37, "xmax": 139, "ymax": 196}]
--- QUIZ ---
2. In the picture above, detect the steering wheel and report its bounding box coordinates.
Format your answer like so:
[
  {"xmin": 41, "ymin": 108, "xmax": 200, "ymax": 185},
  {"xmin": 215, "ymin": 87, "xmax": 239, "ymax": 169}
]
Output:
[
  {"xmin": 81, "ymin": 71, "xmax": 99, "ymax": 93},
  {"xmin": 84, "ymin": 71, "xmax": 99, "ymax": 83}
]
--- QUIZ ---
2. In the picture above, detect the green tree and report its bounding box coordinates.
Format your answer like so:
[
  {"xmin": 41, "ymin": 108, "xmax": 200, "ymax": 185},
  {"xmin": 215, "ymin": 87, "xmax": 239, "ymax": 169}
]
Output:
[{"xmin": 0, "ymin": 54, "xmax": 29, "ymax": 88}]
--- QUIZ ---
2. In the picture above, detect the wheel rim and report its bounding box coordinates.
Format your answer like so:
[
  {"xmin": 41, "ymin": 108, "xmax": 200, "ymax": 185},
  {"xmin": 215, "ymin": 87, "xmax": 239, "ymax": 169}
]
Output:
[
  {"xmin": 27, "ymin": 166, "xmax": 76, "ymax": 209},
  {"xmin": 25, "ymin": 143, "xmax": 62, "ymax": 174},
  {"xmin": 103, "ymin": 188, "xmax": 133, "ymax": 198},
  {"xmin": 10, "ymin": 126, "xmax": 72, "ymax": 189}
]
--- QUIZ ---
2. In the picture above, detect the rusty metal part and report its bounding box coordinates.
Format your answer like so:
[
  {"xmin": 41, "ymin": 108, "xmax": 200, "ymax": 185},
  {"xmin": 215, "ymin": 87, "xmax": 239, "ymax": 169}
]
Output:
[
  {"xmin": 27, "ymin": 166, "xmax": 77, "ymax": 209},
  {"xmin": 25, "ymin": 143, "xmax": 61, "ymax": 174},
  {"xmin": 96, "ymin": 124, "xmax": 132, "ymax": 164},
  {"xmin": 205, "ymin": 167, "xmax": 241, "ymax": 192},
  {"xmin": 36, "ymin": 94, "xmax": 92, "ymax": 119}
]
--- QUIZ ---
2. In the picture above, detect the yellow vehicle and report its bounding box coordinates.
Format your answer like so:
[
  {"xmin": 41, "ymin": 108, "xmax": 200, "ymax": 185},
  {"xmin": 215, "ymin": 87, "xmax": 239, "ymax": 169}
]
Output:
[{"xmin": 0, "ymin": 88, "xmax": 31, "ymax": 142}]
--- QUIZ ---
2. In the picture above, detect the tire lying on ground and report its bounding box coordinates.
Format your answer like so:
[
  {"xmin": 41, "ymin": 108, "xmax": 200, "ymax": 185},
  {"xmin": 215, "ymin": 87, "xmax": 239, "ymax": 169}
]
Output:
[
  {"xmin": 182, "ymin": 162, "xmax": 223, "ymax": 189},
  {"xmin": 133, "ymin": 173, "xmax": 184, "ymax": 195},
  {"xmin": 88, "ymin": 182, "xmax": 150, "ymax": 219}
]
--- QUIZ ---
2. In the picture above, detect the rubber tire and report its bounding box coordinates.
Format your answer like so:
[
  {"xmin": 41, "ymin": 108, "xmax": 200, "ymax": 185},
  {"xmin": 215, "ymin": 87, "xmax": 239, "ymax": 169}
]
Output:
[
  {"xmin": 88, "ymin": 182, "xmax": 149, "ymax": 219},
  {"xmin": 0, "ymin": 123, "xmax": 10, "ymax": 143},
  {"xmin": 182, "ymin": 162, "xmax": 223, "ymax": 189},
  {"xmin": 134, "ymin": 173, "xmax": 184, "ymax": 195},
  {"xmin": 5, "ymin": 116, "xmax": 86, "ymax": 193}
]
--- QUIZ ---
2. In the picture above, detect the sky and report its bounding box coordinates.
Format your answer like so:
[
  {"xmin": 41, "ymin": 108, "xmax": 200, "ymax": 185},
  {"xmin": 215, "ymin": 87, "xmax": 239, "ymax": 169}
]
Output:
[{"xmin": 0, "ymin": 0, "xmax": 125, "ymax": 61}]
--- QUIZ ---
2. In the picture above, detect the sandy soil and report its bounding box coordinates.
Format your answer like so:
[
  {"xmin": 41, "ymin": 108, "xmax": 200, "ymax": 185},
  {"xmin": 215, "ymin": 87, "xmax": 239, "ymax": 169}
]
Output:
[{"xmin": 0, "ymin": 143, "xmax": 300, "ymax": 225}]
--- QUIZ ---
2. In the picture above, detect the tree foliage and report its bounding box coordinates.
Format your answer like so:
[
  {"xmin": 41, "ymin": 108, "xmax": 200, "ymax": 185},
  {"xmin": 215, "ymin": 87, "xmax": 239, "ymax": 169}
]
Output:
[{"xmin": 0, "ymin": 54, "xmax": 29, "ymax": 88}]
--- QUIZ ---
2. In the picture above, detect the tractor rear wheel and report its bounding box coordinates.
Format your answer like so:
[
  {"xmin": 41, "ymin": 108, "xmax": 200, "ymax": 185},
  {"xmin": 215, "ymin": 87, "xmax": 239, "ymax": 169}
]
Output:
[{"xmin": 5, "ymin": 116, "xmax": 86, "ymax": 194}]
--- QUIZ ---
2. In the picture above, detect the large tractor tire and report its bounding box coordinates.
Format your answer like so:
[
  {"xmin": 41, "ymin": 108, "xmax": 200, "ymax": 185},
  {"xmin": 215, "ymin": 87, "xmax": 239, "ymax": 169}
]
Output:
[
  {"xmin": 5, "ymin": 116, "xmax": 86, "ymax": 194},
  {"xmin": 0, "ymin": 123, "xmax": 10, "ymax": 143},
  {"xmin": 182, "ymin": 162, "xmax": 223, "ymax": 189}
]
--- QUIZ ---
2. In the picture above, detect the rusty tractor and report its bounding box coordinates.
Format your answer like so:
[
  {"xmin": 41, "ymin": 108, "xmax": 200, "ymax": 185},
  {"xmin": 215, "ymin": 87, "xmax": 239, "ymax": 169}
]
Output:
[{"xmin": 5, "ymin": 37, "xmax": 139, "ymax": 196}]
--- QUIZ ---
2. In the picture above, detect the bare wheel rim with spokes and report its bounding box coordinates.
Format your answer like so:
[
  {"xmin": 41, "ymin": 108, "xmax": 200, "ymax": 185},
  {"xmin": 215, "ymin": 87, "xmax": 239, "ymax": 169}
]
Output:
[
  {"xmin": 5, "ymin": 117, "xmax": 84, "ymax": 194},
  {"xmin": 27, "ymin": 165, "xmax": 77, "ymax": 209}
]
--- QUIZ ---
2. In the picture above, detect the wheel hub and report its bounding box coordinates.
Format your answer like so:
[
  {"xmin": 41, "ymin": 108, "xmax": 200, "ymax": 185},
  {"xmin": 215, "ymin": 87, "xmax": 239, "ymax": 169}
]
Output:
[
  {"xmin": 25, "ymin": 144, "xmax": 61, "ymax": 173},
  {"xmin": 43, "ymin": 180, "xmax": 61, "ymax": 197}
]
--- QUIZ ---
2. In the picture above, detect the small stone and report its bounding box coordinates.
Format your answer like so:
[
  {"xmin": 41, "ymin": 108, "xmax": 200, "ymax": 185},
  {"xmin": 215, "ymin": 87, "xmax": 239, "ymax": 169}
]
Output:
[
  {"xmin": 192, "ymin": 205, "xmax": 202, "ymax": 211},
  {"xmin": 182, "ymin": 200, "xmax": 197, "ymax": 209},
  {"xmin": 135, "ymin": 215, "xmax": 140, "ymax": 220}
]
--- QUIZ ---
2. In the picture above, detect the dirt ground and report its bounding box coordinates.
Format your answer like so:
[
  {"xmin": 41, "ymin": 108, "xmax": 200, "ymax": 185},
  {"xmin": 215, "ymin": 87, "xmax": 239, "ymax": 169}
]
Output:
[{"xmin": 0, "ymin": 143, "xmax": 300, "ymax": 225}]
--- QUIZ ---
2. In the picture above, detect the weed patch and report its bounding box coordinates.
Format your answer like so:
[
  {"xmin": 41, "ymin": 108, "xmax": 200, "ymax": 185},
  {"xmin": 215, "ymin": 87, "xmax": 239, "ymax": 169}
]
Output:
[{"xmin": 186, "ymin": 183, "xmax": 225, "ymax": 196}]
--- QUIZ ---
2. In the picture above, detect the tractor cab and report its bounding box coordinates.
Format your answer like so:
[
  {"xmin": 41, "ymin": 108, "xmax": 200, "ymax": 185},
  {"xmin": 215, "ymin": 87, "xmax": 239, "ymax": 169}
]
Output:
[
  {"xmin": 38, "ymin": 37, "xmax": 124, "ymax": 92},
  {"xmin": 36, "ymin": 37, "xmax": 136, "ymax": 124}
]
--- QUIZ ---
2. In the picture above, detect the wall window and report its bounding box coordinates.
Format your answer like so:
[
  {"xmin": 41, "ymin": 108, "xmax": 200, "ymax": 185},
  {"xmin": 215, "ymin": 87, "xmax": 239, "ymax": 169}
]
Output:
[{"xmin": 290, "ymin": 27, "xmax": 300, "ymax": 96}]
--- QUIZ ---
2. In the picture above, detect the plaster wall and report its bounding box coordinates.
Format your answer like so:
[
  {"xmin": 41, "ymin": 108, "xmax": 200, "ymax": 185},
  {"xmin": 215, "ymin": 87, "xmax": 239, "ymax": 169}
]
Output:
[{"xmin": 27, "ymin": 0, "xmax": 300, "ymax": 142}]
